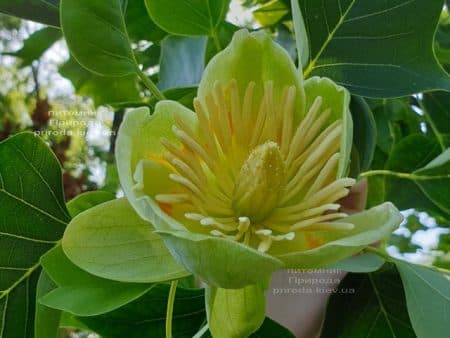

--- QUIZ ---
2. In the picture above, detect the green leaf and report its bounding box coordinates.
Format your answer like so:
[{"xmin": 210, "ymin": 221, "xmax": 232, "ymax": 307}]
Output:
[
  {"xmin": 66, "ymin": 190, "xmax": 115, "ymax": 218},
  {"xmin": 250, "ymin": 318, "xmax": 296, "ymax": 338},
  {"xmin": 158, "ymin": 36, "xmax": 207, "ymax": 90},
  {"xmin": 379, "ymin": 134, "xmax": 450, "ymax": 219},
  {"xmin": 205, "ymin": 21, "xmax": 239, "ymax": 63},
  {"xmin": 331, "ymin": 253, "xmax": 385, "ymax": 273},
  {"xmin": 34, "ymin": 271, "xmax": 60, "ymax": 338},
  {"xmin": 39, "ymin": 246, "xmax": 152, "ymax": 316},
  {"xmin": 206, "ymin": 283, "xmax": 266, "ymax": 338},
  {"xmin": 291, "ymin": 0, "xmax": 309, "ymax": 67},
  {"xmin": 4, "ymin": 27, "xmax": 62, "ymax": 68},
  {"xmin": 58, "ymin": 58, "xmax": 141, "ymax": 107},
  {"xmin": 0, "ymin": 0, "xmax": 60, "ymax": 26},
  {"xmin": 370, "ymin": 98, "xmax": 421, "ymax": 155},
  {"xmin": 320, "ymin": 264, "xmax": 416, "ymax": 338},
  {"xmin": 62, "ymin": 198, "xmax": 189, "ymax": 283},
  {"xmin": 78, "ymin": 284, "xmax": 206, "ymax": 338},
  {"xmin": 275, "ymin": 203, "xmax": 402, "ymax": 268},
  {"xmin": 60, "ymin": 0, "xmax": 137, "ymax": 76},
  {"xmin": 253, "ymin": 0, "xmax": 289, "ymax": 27},
  {"xmin": 423, "ymin": 91, "xmax": 450, "ymax": 147},
  {"xmin": 396, "ymin": 260, "xmax": 450, "ymax": 338},
  {"xmin": 350, "ymin": 96, "xmax": 376, "ymax": 172},
  {"xmin": 300, "ymin": 0, "xmax": 450, "ymax": 97},
  {"xmin": 144, "ymin": 0, "xmax": 230, "ymax": 36},
  {"xmin": 0, "ymin": 132, "xmax": 69, "ymax": 338},
  {"xmin": 35, "ymin": 189, "xmax": 114, "ymax": 336},
  {"xmin": 148, "ymin": 87, "xmax": 198, "ymax": 110},
  {"xmin": 124, "ymin": 0, "xmax": 166, "ymax": 43}
]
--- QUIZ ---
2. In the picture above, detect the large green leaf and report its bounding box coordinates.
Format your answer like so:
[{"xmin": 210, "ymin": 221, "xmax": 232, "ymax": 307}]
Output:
[
  {"xmin": 423, "ymin": 92, "xmax": 450, "ymax": 134},
  {"xmin": 34, "ymin": 271, "xmax": 60, "ymax": 338},
  {"xmin": 0, "ymin": 0, "xmax": 59, "ymax": 26},
  {"xmin": 60, "ymin": 0, "xmax": 137, "ymax": 76},
  {"xmin": 59, "ymin": 58, "xmax": 141, "ymax": 107},
  {"xmin": 4, "ymin": 27, "xmax": 62, "ymax": 68},
  {"xmin": 0, "ymin": 132, "xmax": 69, "ymax": 338},
  {"xmin": 378, "ymin": 134, "xmax": 450, "ymax": 220},
  {"xmin": 396, "ymin": 260, "xmax": 450, "ymax": 338},
  {"xmin": 124, "ymin": 0, "xmax": 166, "ymax": 43},
  {"xmin": 320, "ymin": 264, "xmax": 416, "ymax": 338},
  {"xmin": 158, "ymin": 35, "xmax": 207, "ymax": 90},
  {"xmin": 144, "ymin": 0, "xmax": 230, "ymax": 36},
  {"xmin": 77, "ymin": 284, "xmax": 206, "ymax": 338},
  {"xmin": 35, "ymin": 190, "xmax": 114, "ymax": 338},
  {"xmin": 423, "ymin": 91, "xmax": 450, "ymax": 147},
  {"xmin": 331, "ymin": 253, "xmax": 385, "ymax": 273},
  {"xmin": 39, "ymin": 246, "xmax": 152, "ymax": 316},
  {"xmin": 300, "ymin": 0, "xmax": 450, "ymax": 97},
  {"xmin": 62, "ymin": 198, "xmax": 189, "ymax": 283}
]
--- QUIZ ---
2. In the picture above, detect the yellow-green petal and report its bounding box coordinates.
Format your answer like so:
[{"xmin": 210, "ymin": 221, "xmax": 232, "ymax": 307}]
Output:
[
  {"xmin": 273, "ymin": 202, "xmax": 403, "ymax": 268},
  {"xmin": 157, "ymin": 230, "xmax": 284, "ymax": 288},
  {"xmin": 303, "ymin": 76, "xmax": 353, "ymax": 178},
  {"xmin": 115, "ymin": 103, "xmax": 196, "ymax": 229},
  {"xmin": 198, "ymin": 29, "xmax": 306, "ymax": 124},
  {"xmin": 206, "ymin": 283, "xmax": 266, "ymax": 338}
]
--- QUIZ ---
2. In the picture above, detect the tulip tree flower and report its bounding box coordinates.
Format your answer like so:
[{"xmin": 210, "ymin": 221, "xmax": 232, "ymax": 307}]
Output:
[{"xmin": 116, "ymin": 30, "xmax": 402, "ymax": 337}]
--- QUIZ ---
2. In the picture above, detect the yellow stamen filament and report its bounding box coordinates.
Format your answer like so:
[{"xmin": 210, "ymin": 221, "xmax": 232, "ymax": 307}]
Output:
[{"xmin": 156, "ymin": 80, "xmax": 355, "ymax": 253}]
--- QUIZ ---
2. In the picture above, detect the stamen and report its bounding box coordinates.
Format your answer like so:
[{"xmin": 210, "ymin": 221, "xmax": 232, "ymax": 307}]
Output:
[
  {"xmin": 302, "ymin": 222, "xmax": 354, "ymax": 231},
  {"xmin": 155, "ymin": 194, "xmax": 190, "ymax": 204},
  {"xmin": 270, "ymin": 203, "xmax": 341, "ymax": 223},
  {"xmin": 241, "ymin": 82, "xmax": 256, "ymax": 146},
  {"xmin": 169, "ymin": 174, "xmax": 203, "ymax": 197},
  {"xmin": 286, "ymin": 96, "xmax": 323, "ymax": 165},
  {"xmin": 257, "ymin": 236, "xmax": 272, "ymax": 253},
  {"xmin": 305, "ymin": 153, "xmax": 340, "ymax": 199},
  {"xmin": 305, "ymin": 178, "xmax": 355, "ymax": 207},
  {"xmin": 185, "ymin": 213, "xmax": 204, "ymax": 221},
  {"xmin": 238, "ymin": 216, "xmax": 250, "ymax": 232},
  {"xmin": 260, "ymin": 81, "xmax": 276, "ymax": 142},
  {"xmin": 213, "ymin": 82, "xmax": 232, "ymax": 151},
  {"xmin": 228, "ymin": 80, "xmax": 242, "ymax": 136},
  {"xmin": 205, "ymin": 94, "xmax": 228, "ymax": 154},
  {"xmin": 193, "ymin": 98, "xmax": 219, "ymax": 159},
  {"xmin": 280, "ymin": 86, "xmax": 296, "ymax": 155},
  {"xmin": 172, "ymin": 126, "xmax": 215, "ymax": 170},
  {"xmin": 200, "ymin": 217, "xmax": 236, "ymax": 231},
  {"xmin": 288, "ymin": 212, "xmax": 349, "ymax": 231},
  {"xmin": 287, "ymin": 118, "xmax": 340, "ymax": 180},
  {"xmin": 249, "ymin": 90, "xmax": 268, "ymax": 148}
]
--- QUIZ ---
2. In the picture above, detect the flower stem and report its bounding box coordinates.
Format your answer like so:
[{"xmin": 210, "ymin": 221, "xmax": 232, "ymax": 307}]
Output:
[
  {"xmin": 165, "ymin": 280, "xmax": 178, "ymax": 338},
  {"xmin": 192, "ymin": 324, "xmax": 209, "ymax": 338},
  {"xmin": 136, "ymin": 67, "xmax": 165, "ymax": 101}
]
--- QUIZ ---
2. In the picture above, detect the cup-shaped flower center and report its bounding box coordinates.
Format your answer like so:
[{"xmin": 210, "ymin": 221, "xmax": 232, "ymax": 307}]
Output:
[
  {"xmin": 233, "ymin": 141, "xmax": 285, "ymax": 223},
  {"xmin": 156, "ymin": 79, "xmax": 355, "ymax": 252}
]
